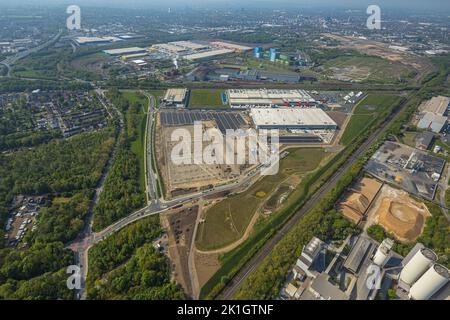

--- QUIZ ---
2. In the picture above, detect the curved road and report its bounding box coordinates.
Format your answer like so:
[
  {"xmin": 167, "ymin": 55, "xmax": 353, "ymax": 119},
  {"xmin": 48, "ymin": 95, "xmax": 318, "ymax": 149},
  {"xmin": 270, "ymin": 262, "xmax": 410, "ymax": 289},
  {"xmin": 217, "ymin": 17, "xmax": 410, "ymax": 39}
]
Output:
[{"xmin": 0, "ymin": 30, "xmax": 63, "ymax": 77}]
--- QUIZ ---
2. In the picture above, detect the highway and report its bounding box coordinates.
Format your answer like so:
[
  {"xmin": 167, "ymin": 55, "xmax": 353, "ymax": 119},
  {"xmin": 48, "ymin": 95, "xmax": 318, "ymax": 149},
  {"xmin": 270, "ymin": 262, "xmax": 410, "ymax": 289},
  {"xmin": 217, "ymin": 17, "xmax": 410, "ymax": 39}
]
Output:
[
  {"xmin": 217, "ymin": 94, "xmax": 414, "ymax": 300},
  {"xmin": 0, "ymin": 30, "xmax": 63, "ymax": 77}
]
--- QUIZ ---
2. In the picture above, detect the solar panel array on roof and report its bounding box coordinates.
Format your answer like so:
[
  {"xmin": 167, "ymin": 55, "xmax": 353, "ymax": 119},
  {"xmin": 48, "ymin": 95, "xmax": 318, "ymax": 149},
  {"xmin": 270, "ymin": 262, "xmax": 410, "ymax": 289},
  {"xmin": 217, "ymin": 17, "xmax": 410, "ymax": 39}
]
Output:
[{"xmin": 160, "ymin": 111, "xmax": 246, "ymax": 134}]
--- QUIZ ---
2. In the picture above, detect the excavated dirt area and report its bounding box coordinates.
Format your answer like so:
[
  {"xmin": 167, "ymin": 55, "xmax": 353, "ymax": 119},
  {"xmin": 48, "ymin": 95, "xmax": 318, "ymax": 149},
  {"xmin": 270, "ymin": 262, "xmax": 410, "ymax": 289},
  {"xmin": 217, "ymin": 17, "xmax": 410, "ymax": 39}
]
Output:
[
  {"xmin": 339, "ymin": 177, "xmax": 383, "ymax": 223},
  {"xmin": 365, "ymin": 184, "xmax": 431, "ymax": 242}
]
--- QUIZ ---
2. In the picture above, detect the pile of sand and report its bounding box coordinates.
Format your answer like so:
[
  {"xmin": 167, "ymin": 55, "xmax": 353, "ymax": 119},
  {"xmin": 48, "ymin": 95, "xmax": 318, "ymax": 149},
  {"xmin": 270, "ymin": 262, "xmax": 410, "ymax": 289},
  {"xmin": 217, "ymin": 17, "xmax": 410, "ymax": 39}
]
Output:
[
  {"xmin": 378, "ymin": 197, "xmax": 428, "ymax": 241},
  {"xmin": 366, "ymin": 184, "xmax": 431, "ymax": 242},
  {"xmin": 340, "ymin": 177, "xmax": 382, "ymax": 223}
]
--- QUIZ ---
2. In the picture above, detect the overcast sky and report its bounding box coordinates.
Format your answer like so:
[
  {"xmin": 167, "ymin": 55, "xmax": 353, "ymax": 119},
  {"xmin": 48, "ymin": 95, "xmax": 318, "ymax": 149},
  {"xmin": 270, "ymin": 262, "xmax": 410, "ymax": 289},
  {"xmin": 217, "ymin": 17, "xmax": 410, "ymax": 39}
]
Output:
[{"xmin": 2, "ymin": 0, "xmax": 450, "ymax": 12}]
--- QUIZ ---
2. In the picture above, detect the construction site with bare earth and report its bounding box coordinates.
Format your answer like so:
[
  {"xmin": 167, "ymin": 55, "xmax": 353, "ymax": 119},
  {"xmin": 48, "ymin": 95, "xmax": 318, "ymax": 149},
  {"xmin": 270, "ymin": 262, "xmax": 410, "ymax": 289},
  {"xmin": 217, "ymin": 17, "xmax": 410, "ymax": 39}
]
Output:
[{"xmin": 365, "ymin": 185, "xmax": 431, "ymax": 242}]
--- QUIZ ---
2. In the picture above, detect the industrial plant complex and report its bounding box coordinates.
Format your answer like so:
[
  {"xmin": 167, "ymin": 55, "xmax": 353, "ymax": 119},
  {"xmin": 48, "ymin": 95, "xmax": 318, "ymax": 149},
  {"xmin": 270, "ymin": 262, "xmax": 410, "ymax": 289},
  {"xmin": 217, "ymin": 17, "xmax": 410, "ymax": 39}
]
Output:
[{"xmin": 281, "ymin": 235, "xmax": 449, "ymax": 300}]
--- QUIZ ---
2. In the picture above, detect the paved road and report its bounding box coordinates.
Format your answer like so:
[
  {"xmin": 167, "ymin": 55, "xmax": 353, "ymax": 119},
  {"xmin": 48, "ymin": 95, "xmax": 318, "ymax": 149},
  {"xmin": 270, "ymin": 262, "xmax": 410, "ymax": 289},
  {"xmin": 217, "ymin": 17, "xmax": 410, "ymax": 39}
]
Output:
[
  {"xmin": 217, "ymin": 94, "xmax": 414, "ymax": 300},
  {"xmin": 67, "ymin": 89, "xmax": 124, "ymax": 300},
  {"xmin": 142, "ymin": 92, "xmax": 159, "ymax": 204},
  {"xmin": 66, "ymin": 91, "xmax": 269, "ymax": 299}
]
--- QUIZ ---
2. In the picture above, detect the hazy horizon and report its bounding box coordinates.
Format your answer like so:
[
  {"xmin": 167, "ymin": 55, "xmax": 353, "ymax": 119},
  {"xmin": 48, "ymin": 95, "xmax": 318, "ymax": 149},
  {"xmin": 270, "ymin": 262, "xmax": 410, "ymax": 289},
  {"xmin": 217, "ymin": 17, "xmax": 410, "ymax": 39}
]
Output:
[{"xmin": 1, "ymin": 0, "xmax": 449, "ymax": 12}]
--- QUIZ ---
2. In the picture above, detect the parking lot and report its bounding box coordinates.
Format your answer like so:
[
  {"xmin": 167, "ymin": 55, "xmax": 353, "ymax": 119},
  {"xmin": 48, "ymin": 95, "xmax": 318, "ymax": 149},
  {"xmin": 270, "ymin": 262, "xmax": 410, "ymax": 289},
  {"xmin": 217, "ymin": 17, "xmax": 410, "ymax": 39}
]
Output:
[{"xmin": 160, "ymin": 110, "xmax": 247, "ymax": 134}]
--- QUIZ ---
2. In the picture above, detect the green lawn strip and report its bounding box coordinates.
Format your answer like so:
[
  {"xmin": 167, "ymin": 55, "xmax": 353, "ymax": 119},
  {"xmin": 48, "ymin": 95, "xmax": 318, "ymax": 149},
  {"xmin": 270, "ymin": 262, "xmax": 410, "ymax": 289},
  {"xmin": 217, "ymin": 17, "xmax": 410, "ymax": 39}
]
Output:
[
  {"xmin": 196, "ymin": 149, "xmax": 325, "ymax": 251},
  {"xmin": 341, "ymin": 94, "xmax": 402, "ymax": 145},
  {"xmin": 188, "ymin": 89, "xmax": 226, "ymax": 109}
]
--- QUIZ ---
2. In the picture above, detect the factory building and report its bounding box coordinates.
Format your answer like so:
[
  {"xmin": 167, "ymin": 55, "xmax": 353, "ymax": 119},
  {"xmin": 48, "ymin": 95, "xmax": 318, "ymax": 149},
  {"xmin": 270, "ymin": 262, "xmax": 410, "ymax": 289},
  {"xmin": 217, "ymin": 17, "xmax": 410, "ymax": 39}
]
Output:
[
  {"xmin": 420, "ymin": 96, "xmax": 450, "ymax": 115},
  {"xmin": 343, "ymin": 236, "xmax": 372, "ymax": 274},
  {"xmin": 250, "ymin": 108, "xmax": 337, "ymax": 131},
  {"xmin": 395, "ymin": 245, "xmax": 449, "ymax": 300},
  {"xmin": 417, "ymin": 112, "xmax": 447, "ymax": 133},
  {"xmin": 417, "ymin": 96, "xmax": 450, "ymax": 133},
  {"xmin": 152, "ymin": 43, "xmax": 191, "ymax": 55},
  {"xmin": 400, "ymin": 247, "xmax": 438, "ymax": 285},
  {"xmin": 103, "ymin": 47, "xmax": 147, "ymax": 56},
  {"xmin": 170, "ymin": 41, "xmax": 209, "ymax": 52},
  {"xmin": 227, "ymin": 89, "xmax": 315, "ymax": 108},
  {"xmin": 210, "ymin": 41, "xmax": 252, "ymax": 52},
  {"xmin": 162, "ymin": 88, "xmax": 189, "ymax": 108},
  {"xmin": 269, "ymin": 48, "xmax": 279, "ymax": 62},
  {"xmin": 74, "ymin": 36, "xmax": 118, "ymax": 46},
  {"xmin": 152, "ymin": 41, "xmax": 209, "ymax": 56},
  {"xmin": 372, "ymin": 238, "xmax": 394, "ymax": 267},
  {"xmin": 409, "ymin": 264, "xmax": 450, "ymax": 300},
  {"xmin": 183, "ymin": 49, "xmax": 235, "ymax": 62},
  {"xmin": 253, "ymin": 47, "xmax": 263, "ymax": 58},
  {"xmin": 295, "ymin": 237, "xmax": 325, "ymax": 278}
]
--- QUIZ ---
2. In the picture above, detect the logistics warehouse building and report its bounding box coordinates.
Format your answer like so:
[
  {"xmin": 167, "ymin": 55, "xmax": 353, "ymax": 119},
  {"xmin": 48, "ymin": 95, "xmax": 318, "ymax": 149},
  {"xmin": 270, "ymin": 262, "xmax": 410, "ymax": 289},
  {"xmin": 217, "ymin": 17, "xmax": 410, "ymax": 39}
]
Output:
[
  {"xmin": 163, "ymin": 88, "xmax": 189, "ymax": 108},
  {"xmin": 227, "ymin": 89, "xmax": 315, "ymax": 108},
  {"xmin": 250, "ymin": 108, "xmax": 337, "ymax": 130}
]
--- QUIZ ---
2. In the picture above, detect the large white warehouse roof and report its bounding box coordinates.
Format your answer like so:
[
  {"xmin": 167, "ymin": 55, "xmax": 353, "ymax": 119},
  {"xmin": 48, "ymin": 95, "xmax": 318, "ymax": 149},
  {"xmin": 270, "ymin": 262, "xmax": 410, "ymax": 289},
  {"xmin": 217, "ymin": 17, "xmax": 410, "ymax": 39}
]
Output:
[{"xmin": 250, "ymin": 108, "xmax": 337, "ymax": 129}]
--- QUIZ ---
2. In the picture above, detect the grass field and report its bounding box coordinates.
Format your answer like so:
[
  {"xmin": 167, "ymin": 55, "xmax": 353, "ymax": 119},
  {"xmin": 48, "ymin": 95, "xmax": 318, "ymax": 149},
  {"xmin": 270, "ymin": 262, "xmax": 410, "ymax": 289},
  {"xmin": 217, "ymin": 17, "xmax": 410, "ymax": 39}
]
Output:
[
  {"xmin": 340, "ymin": 94, "xmax": 401, "ymax": 145},
  {"xmin": 401, "ymin": 131, "xmax": 418, "ymax": 147},
  {"xmin": 323, "ymin": 55, "xmax": 414, "ymax": 83},
  {"xmin": 195, "ymin": 148, "xmax": 326, "ymax": 251},
  {"xmin": 52, "ymin": 197, "xmax": 71, "ymax": 204},
  {"xmin": 188, "ymin": 89, "xmax": 227, "ymax": 109}
]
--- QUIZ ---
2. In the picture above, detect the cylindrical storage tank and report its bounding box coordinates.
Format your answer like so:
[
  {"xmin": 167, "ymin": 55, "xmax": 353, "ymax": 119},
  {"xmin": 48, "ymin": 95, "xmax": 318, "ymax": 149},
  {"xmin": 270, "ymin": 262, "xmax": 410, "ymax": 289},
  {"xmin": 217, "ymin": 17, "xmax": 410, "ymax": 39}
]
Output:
[
  {"xmin": 409, "ymin": 264, "xmax": 450, "ymax": 300},
  {"xmin": 373, "ymin": 247, "xmax": 390, "ymax": 266},
  {"xmin": 400, "ymin": 248, "xmax": 437, "ymax": 285}
]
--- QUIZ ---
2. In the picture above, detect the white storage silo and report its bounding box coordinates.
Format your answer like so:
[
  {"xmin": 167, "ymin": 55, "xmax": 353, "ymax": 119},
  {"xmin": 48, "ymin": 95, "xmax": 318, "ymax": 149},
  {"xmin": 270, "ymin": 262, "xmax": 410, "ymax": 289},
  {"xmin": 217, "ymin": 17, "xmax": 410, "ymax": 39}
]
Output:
[
  {"xmin": 373, "ymin": 238, "xmax": 394, "ymax": 267},
  {"xmin": 399, "ymin": 248, "xmax": 437, "ymax": 285},
  {"xmin": 373, "ymin": 246, "xmax": 390, "ymax": 266},
  {"xmin": 409, "ymin": 264, "xmax": 450, "ymax": 300}
]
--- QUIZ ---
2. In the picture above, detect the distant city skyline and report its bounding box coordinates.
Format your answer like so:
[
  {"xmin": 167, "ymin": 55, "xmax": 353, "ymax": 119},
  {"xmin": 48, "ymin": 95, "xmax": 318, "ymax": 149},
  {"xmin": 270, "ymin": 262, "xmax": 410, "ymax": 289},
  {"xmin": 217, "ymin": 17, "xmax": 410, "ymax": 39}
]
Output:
[{"xmin": 2, "ymin": 0, "xmax": 450, "ymax": 12}]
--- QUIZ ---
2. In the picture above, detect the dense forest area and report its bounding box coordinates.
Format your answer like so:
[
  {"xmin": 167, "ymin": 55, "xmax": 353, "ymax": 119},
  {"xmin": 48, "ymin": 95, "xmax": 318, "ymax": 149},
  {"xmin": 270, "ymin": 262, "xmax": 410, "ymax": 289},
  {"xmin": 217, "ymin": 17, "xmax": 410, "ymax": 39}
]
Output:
[
  {"xmin": 87, "ymin": 216, "xmax": 184, "ymax": 300},
  {"xmin": 92, "ymin": 89, "xmax": 146, "ymax": 231},
  {"xmin": 0, "ymin": 128, "xmax": 115, "ymax": 299}
]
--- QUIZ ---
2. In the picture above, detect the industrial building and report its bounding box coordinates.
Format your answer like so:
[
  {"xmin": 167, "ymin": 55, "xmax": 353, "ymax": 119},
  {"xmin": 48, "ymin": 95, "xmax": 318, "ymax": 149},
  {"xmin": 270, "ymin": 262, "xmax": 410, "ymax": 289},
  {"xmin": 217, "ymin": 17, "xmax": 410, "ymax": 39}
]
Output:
[
  {"xmin": 397, "ymin": 245, "xmax": 450, "ymax": 300},
  {"xmin": 295, "ymin": 237, "xmax": 325, "ymax": 278},
  {"xmin": 162, "ymin": 89, "xmax": 189, "ymax": 108},
  {"xmin": 152, "ymin": 41, "xmax": 210, "ymax": 57},
  {"xmin": 417, "ymin": 96, "xmax": 450, "ymax": 133},
  {"xmin": 74, "ymin": 36, "xmax": 119, "ymax": 46},
  {"xmin": 417, "ymin": 112, "xmax": 447, "ymax": 133},
  {"xmin": 415, "ymin": 131, "xmax": 435, "ymax": 150},
  {"xmin": 210, "ymin": 41, "xmax": 253, "ymax": 52},
  {"xmin": 372, "ymin": 238, "xmax": 394, "ymax": 267},
  {"xmin": 420, "ymin": 96, "xmax": 450, "ymax": 115},
  {"xmin": 103, "ymin": 47, "xmax": 147, "ymax": 56},
  {"xmin": 250, "ymin": 108, "xmax": 337, "ymax": 131},
  {"xmin": 227, "ymin": 89, "xmax": 315, "ymax": 108},
  {"xmin": 282, "ymin": 234, "xmax": 449, "ymax": 301},
  {"xmin": 170, "ymin": 41, "xmax": 209, "ymax": 51},
  {"xmin": 343, "ymin": 236, "xmax": 372, "ymax": 274},
  {"xmin": 182, "ymin": 49, "xmax": 235, "ymax": 62}
]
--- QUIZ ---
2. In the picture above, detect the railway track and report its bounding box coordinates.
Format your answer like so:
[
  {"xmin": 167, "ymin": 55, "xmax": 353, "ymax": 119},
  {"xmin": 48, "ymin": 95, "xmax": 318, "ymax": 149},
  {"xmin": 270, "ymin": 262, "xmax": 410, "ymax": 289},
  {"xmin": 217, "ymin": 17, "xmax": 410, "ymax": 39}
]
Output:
[{"xmin": 218, "ymin": 93, "xmax": 415, "ymax": 299}]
